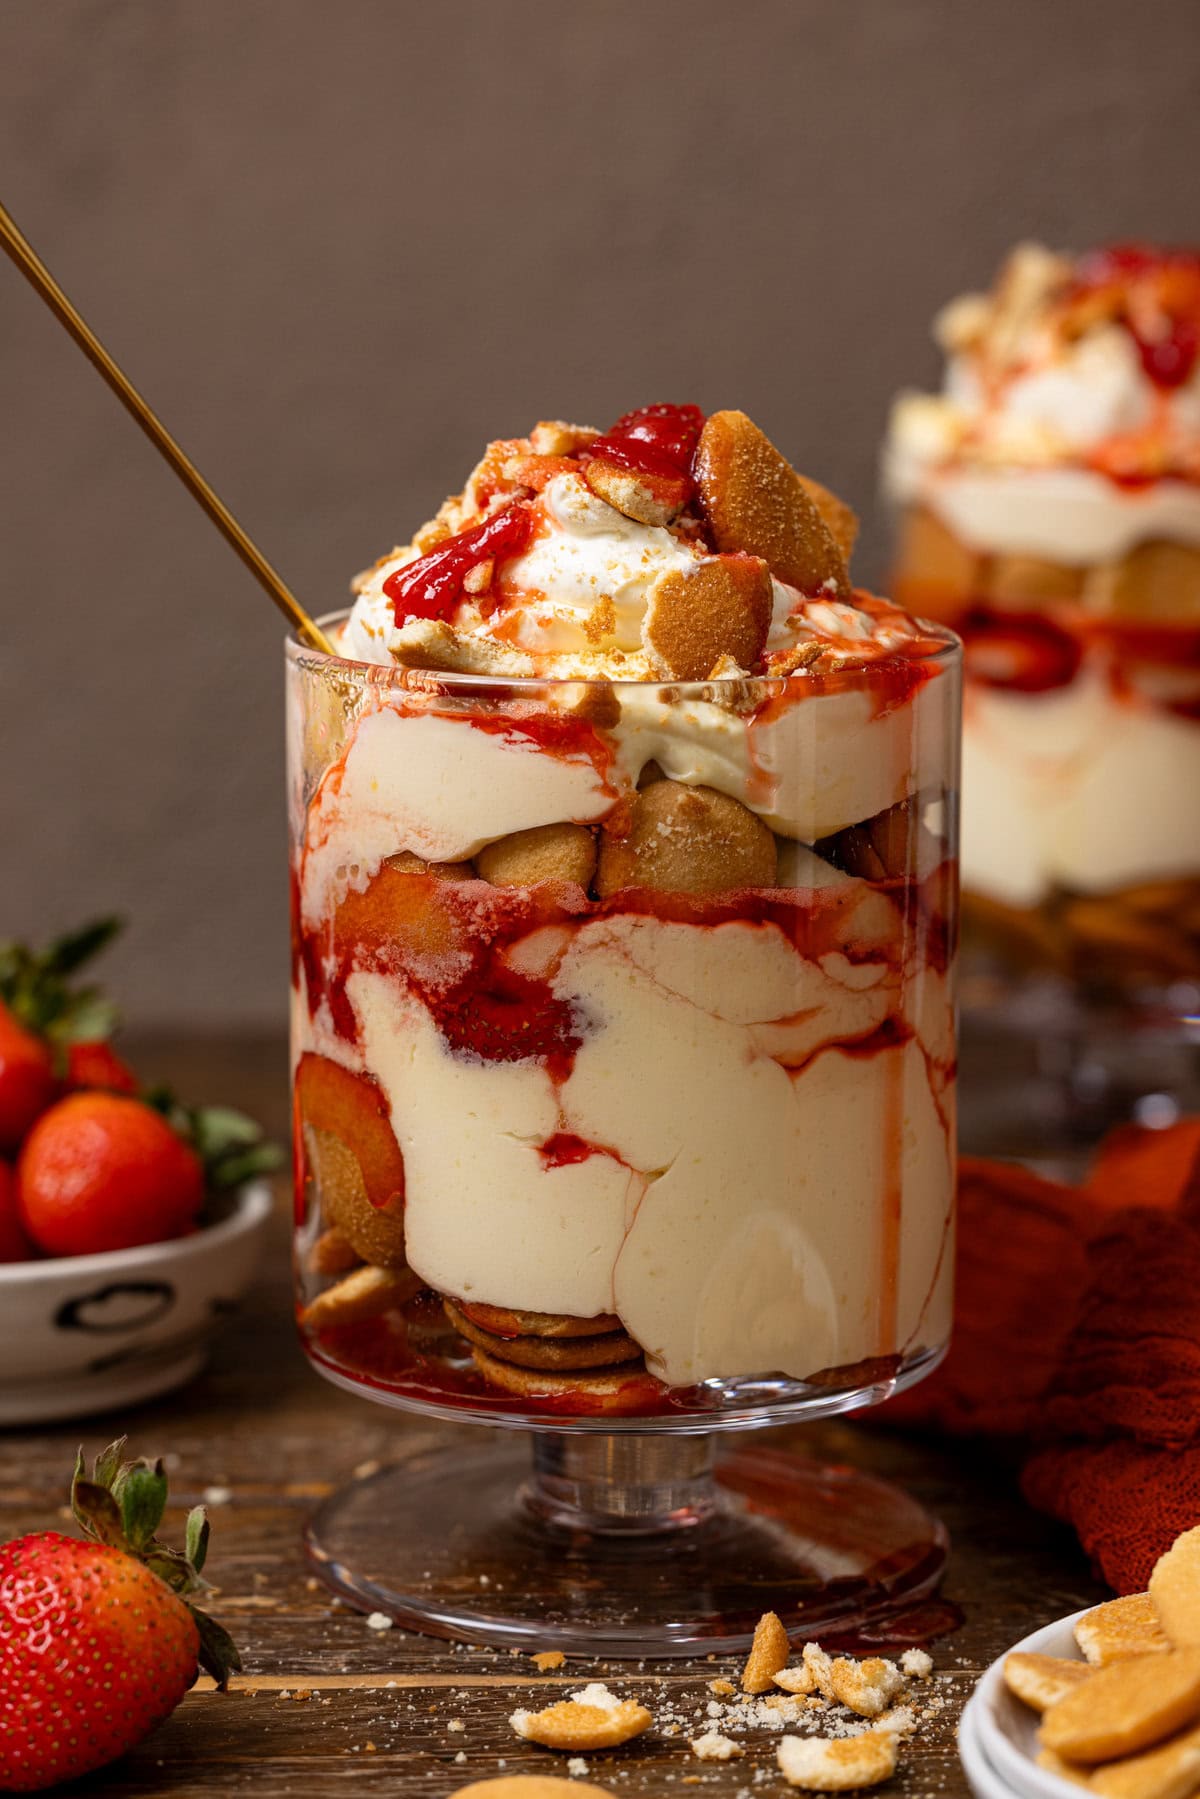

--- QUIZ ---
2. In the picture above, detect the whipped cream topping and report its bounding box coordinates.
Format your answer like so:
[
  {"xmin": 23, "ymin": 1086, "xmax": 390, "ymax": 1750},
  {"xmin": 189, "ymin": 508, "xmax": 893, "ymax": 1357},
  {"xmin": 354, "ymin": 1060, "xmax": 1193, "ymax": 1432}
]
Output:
[
  {"xmin": 342, "ymin": 473, "xmax": 809, "ymax": 678},
  {"xmin": 886, "ymin": 242, "xmax": 1200, "ymax": 563}
]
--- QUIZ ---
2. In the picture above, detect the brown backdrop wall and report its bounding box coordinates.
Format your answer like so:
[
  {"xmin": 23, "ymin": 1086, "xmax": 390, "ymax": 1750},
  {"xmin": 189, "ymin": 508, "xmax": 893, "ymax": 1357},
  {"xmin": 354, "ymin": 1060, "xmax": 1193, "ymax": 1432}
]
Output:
[{"xmin": 2, "ymin": 0, "xmax": 1196, "ymax": 1027}]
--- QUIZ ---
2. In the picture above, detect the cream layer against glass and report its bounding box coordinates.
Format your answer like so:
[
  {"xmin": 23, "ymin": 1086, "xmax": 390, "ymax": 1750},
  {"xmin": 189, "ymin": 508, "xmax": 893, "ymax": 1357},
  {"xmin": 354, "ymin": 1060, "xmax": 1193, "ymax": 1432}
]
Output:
[{"xmin": 293, "ymin": 406, "xmax": 956, "ymax": 1405}]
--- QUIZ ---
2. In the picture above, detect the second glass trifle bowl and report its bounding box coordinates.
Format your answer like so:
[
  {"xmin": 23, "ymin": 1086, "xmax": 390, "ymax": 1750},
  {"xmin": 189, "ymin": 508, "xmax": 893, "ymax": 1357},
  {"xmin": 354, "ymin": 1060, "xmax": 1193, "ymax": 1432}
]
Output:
[{"xmin": 288, "ymin": 621, "xmax": 961, "ymax": 1655}]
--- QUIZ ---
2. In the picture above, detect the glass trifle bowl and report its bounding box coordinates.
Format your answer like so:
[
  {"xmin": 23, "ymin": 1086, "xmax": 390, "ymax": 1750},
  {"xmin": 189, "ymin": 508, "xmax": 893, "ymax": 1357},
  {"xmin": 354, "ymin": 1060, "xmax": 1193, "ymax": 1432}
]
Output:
[
  {"xmin": 289, "ymin": 405, "xmax": 961, "ymax": 1654},
  {"xmin": 885, "ymin": 244, "xmax": 1200, "ymax": 1145}
]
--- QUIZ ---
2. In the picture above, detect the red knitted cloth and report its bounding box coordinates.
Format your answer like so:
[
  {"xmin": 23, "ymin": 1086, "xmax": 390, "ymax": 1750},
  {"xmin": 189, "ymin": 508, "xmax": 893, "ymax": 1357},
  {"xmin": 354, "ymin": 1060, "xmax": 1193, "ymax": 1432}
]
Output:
[{"xmin": 884, "ymin": 1121, "xmax": 1200, "ymax": 1592}]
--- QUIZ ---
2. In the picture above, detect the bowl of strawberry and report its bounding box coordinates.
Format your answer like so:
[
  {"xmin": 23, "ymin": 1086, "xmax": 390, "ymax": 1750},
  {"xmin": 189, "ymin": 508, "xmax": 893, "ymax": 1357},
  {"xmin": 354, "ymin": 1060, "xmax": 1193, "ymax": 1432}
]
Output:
[{"xmin": 0, "ymin": 921, "xmax": 278, "ymax": 1424}]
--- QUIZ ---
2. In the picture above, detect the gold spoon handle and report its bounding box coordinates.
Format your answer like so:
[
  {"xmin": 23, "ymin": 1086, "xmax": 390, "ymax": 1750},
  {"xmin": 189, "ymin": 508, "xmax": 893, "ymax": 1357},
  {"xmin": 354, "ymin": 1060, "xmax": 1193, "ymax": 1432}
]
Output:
[{"xmin": 0, "ymin": 198, "xmax": 335, "ymax": 655}]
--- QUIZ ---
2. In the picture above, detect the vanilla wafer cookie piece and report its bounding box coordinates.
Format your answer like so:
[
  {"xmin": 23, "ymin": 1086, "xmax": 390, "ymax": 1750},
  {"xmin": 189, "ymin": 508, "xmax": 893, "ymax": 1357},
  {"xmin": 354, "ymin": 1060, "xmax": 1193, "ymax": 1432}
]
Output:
[
  {"xmin": 510, "ymin": 1683, "xmax": 652, "ymax": 1751},
  {"xmin": 777, "ymin": 1731, "xmax": 897, "ymax": 1790},
  {"xmin": 299, "ymin": 1265, "xmax": 421, "ymax": 1331},
  {"xmin": 1040, "ymin": 1649, "xmax": 1200, "ymax": 1763},
  {"xmin": 742, "ymin": 1610, "xmax": 791, "ymax": 1693},
  {"xmin": 694, "ymin": 410, "xmax": 850, "ymax": 597},
  {"xmin": 1092, "ymin": 1723, "xmax": 1200, "ymax": 1799},
  {"xmin": 828, "ymin": 1655, "xmax": 904, "ymax": 1717},
  {"xmin": 1078, "ymin": 1594, "xmax": 1172, "ymax": 1666},
  {"xmin": 642, "ymin": 554, "xmax": 773, "ymax": 680},
  {"xmin": 1005, "ymin": 1652, "xmax": 1094, "ymax": 1712},
  {"xmin": 1152, "ymin": 1530, "xmax": 1200, "ymax": 1648}
]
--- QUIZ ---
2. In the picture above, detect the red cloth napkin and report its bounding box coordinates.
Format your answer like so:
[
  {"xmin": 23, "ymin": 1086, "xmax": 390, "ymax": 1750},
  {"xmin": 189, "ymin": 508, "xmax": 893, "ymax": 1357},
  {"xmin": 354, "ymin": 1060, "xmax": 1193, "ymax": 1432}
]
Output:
[{"xmin": 883, "ymin": 1121, "xmax": 1200, "ymax": 1592}]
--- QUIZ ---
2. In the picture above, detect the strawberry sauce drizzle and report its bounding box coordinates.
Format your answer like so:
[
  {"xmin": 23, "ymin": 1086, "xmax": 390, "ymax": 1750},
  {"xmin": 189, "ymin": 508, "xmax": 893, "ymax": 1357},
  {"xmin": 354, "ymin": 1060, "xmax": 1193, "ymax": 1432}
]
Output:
[
  {"xmin": 1069, "ymin": 244, "xmax": 1200, "ymax": 391},
  {"xmin": 384, "ymin": 502, "xmax": 535, "ymax": 625}
]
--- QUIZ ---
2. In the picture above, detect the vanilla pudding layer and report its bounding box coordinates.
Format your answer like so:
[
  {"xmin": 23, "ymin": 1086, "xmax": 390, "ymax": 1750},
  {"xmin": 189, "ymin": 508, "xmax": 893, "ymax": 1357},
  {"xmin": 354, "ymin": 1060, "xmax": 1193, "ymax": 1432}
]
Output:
[
  {"xmin": 962, "ymin": 664, "xmax": 1200, "ymax": 907},
  {"xmin": 300, "ymin": 675, "xmax": 952, "ymax": 929},
  {"xmin": 341, "ymin": 920, "xmax": 953, "ymax": 1389},
  {"xmin": 887, "ymin": 464, "xmax": 1200, "ymax": 566},
  {"xmin": 294, "ymin": 692, "xmax": 956, "ymax": 1391}
]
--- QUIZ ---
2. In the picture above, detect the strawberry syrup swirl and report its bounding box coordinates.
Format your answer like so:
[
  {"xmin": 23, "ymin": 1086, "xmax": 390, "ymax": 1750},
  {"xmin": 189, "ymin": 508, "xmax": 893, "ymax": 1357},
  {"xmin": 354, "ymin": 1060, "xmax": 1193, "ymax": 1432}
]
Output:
[
  {"xmin": 1067, "ymin": 245, "xmax": 1200, "ymax": 392},
  {"xmin": 944, "ymin": 602, "xmax": 1200, "ymax": 719},
  {"xmin": 294, "ymin": 756, "xmax": 955, "ymax": 1420}
]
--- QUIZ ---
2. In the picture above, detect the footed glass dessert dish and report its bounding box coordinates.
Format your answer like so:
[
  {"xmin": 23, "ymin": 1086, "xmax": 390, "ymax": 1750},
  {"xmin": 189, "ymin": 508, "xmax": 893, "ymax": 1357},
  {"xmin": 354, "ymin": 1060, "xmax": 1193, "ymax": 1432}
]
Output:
[
  {"xmin": 886, "ymin": 244, "xmax": 1200, "ymax": 1150},
  {"xmin": 290, "ymin": 404, "xmax": 961, "ymax": 1652}
]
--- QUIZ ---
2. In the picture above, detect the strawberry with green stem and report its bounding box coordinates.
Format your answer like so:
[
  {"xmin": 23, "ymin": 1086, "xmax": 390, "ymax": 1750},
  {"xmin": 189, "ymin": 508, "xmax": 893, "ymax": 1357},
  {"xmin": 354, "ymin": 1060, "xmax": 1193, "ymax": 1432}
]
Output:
[
  {"xmin": 0, "ymin": 920, "xmax": 280, "ymax": 1254},
  {"xmin": 0, "ymin": 1438, "xmax": 240, "ymax": 1792}
]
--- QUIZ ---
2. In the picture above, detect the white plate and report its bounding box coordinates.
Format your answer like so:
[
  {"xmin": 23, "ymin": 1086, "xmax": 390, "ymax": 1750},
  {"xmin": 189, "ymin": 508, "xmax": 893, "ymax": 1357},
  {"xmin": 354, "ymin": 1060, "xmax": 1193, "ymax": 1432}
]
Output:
[
  {"xmin": 959, "ymin": 1690, "xmax": 1025, "ymax": 1799},
  {"xmin": 961, "ymin": 1607, "xmax": 1093, "ymax": 1799}
]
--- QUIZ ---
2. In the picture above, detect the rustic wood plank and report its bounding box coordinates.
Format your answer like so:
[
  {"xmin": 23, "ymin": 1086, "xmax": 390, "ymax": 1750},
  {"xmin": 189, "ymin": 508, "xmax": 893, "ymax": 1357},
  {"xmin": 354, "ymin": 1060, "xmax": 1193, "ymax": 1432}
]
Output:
[{"xmin": 0, "ymin": 1031, "xmax": 1106, "ymax": 1795}]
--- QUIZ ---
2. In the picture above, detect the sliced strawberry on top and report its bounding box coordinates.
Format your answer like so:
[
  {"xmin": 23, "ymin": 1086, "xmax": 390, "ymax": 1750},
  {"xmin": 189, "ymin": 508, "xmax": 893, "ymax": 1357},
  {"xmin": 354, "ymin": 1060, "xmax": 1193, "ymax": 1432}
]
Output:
[{"xmin": 608, "ymin": 402, "xmax": 705, "ymax": 469}]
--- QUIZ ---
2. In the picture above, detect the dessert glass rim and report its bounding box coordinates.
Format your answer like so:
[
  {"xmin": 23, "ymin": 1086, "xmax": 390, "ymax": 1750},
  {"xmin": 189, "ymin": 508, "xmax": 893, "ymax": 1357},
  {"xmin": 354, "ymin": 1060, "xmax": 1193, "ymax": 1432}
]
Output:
[{"xmin": 285, "ymin": 607, "xmax": 964, "ymax": 688}]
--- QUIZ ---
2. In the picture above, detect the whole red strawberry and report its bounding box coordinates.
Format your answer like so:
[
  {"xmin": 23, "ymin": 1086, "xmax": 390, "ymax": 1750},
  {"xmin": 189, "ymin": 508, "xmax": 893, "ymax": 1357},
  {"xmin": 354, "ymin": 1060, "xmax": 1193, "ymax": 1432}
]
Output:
[
  {"xmin": 17, "ymin": 1092, "xmax": 205, "ymax": 1257},
  {"xmin": 0, "ymin": 1161, "xmax": 33, "ymax": 1262},
  {"xmin": 0, "ymin": 1005, "xmax": 56, "ymax": 1155},
  {"xmin": 65, "ymin": 1038, "xmax": 138, "ymax": 1095},
  {"xmin": 0, "ymin": 1441, "xmax": 239, "ymax": 1790}
]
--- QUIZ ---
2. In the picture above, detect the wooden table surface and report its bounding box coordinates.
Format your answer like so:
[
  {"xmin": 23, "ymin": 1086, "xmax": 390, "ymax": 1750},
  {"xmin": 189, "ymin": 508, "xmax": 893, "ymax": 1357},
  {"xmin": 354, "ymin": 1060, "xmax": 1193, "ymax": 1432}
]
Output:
[{"xmin": 0, "ymin": 1032, "xmax": 1106, "ymax": 1798}]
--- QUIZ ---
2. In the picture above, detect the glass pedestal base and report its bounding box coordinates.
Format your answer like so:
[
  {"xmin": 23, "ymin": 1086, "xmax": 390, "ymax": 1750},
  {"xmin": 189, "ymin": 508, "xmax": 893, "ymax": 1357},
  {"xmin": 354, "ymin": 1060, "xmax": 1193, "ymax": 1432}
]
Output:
[
  {"xmin": 960, "ymin": 972, "xmax": 1200, "ymax": 1167},
  {"xmin": 305, "ymin": 1431, "xmax": 950, "ymax": 1657}
]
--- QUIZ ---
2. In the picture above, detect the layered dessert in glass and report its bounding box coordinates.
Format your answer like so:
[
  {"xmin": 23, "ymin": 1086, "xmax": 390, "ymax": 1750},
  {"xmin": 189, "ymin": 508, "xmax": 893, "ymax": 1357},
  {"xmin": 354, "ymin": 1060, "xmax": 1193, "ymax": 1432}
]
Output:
[
  {"xmin": 886, "ymin": 244, "xmax": 1200, "ymax": 1000},
  {"xmin": 290, "ymin": 405, "xmax": 960, "ymax": 1423}
]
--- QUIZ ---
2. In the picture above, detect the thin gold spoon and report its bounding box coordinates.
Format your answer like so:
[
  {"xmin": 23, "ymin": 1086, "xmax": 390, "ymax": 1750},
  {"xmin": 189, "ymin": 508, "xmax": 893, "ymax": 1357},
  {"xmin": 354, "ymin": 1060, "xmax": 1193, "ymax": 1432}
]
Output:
[{"xmin": 0, "ymin": 197, "xmax": 336, "ymax": 655}]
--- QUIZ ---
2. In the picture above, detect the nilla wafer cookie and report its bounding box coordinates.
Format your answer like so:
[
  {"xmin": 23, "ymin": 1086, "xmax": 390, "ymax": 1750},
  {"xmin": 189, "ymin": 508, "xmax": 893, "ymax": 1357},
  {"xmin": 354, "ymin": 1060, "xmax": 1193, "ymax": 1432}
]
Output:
[
  {"xmin": 742, "ymin": 1610, "xmax": 791, "ymax": 1693},
  {"xmin": 1004, "ymin": 1652, "xmax": 1094, "ymax": 1712},
  {"xmin": 444, "ymin": 1300, "xmax": 641, "ymax": 1371},
  {"xmin": 1151, "ymin": 1527, "xmax": 1200, "ymax": 1649},
  {"xmin": 777, "ymin": 1731, "xmax": 897, "ymax": 1790},
  {"xmin": 595, "ymin": 780, "xmax": 777, "ymax": 898},
  {"xmin": 1091, "ymin": 1723, "xmax": 1200, "ymax": 1799},
  {"xmin": 1077, "ymin": 1595, "xmax": 1171, "ymax": 1667},
  {"xmin": 468, "ymin": 1343, "xmax": 661, "ymax": 1412},
  {"xmin": 510, "ymin": 1684, "xmax": 652, "ymax": 1750},
  {"xmin": 298, "ymin": 1264, "xmax": 421, "ymax": 1332},
  {"xmin": 642, "ymin": 554, "xmax": 773, "ymax": 680},
  {"xmin": 476, "ymin": 823, "xmax": 596, "ymax": 889},
  {"xmin": 1039, "ymin": 1648, "xmax": 1200, "ymax": 1764},
  {"xmin": 694, "ymin": 411, "xmax": 850, "ymax": 597}
]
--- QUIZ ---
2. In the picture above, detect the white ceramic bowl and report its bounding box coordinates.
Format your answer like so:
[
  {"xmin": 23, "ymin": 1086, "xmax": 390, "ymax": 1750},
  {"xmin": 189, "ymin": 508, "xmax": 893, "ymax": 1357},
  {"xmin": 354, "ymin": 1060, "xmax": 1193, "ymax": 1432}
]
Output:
[
  {"xmin": 0, "ymin": 1182, "xmax": 274, "ymax": 1424},
  {"xmin": 960, "ymin": 1607, "xmax": 1093, "ymax": 1799}
]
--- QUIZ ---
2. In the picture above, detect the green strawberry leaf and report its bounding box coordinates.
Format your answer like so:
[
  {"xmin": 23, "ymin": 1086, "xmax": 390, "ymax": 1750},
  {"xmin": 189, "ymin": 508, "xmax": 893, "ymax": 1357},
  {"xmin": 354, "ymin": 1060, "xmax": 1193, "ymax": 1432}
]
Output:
[
  {"xmin": 119, "ymin": 1461, "xmax": 169, "ymax": 1550},
  {"xmin": 144, "ymin": 1093, "xmax": 282, "ymax": 1195},
  {"xmin": 185, "ymin": 1505, "xmax": 211, "ymax": 1574},
  {"xmin": 72, "ymin": 1478, "xmax": 127, "ymax": 1549},
  {"xmin": 92, "ymin": 1437, "xmax": 128, "ymax": 1491},
  {"xmin": 0, "ymin": 917, "xmax": 125, "ymax": 1044},
  {"xmin": 190, "ymin": 1606, "xmax": 243, "ymax": 1688},
  {"xmin": 55, "ymin": 989, "xmax": 121, "ymax": 1045},
  {"xmin": 205, "ymin": 1141, "xmax": 285, "ymax": 1191},
  {"xmin": 190, "ymin": 1107, "xmax": 265, "ymax": 1158},
  {"xmin": 144, "ymin": 1546, "xmax": 205, "ymax": 1595},
  {"xmin": 43, "ymin": 917, "xmax": 123, "ymax": 978}
]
